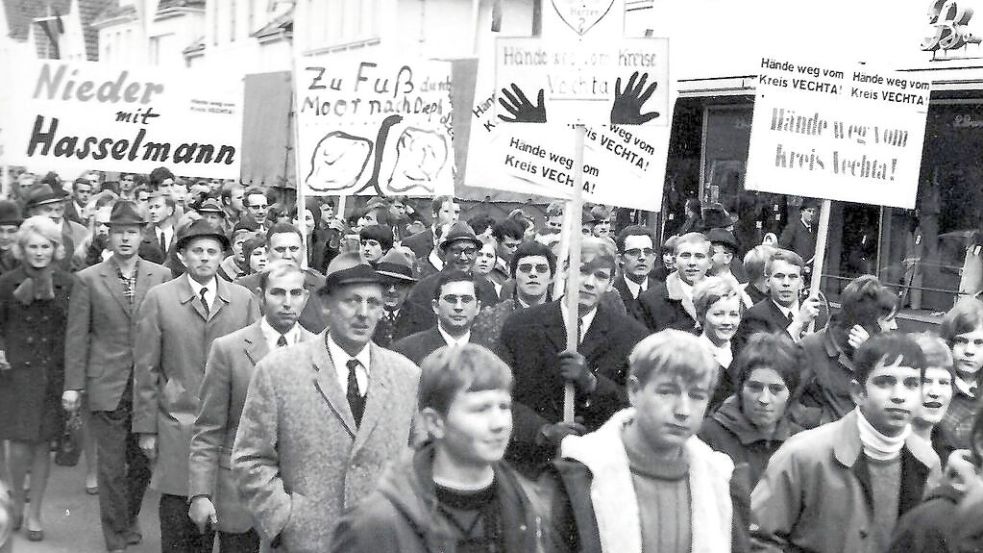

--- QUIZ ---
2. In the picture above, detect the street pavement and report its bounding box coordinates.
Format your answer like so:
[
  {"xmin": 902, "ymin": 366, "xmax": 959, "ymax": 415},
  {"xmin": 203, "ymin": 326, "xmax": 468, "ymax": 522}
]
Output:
[{"xmin": 7, "ymin": 461, "xmax": 160, "ymax": 553}]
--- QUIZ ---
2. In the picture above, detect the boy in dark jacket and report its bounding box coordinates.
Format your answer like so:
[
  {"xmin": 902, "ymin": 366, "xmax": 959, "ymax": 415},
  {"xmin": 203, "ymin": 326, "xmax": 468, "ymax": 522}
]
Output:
[{"xmin": 330, "ymin": 344, "xmax": 544, "ymax": 553}]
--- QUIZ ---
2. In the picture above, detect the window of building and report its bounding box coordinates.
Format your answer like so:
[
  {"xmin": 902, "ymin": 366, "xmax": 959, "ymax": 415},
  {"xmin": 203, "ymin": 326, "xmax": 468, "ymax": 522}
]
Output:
[{"xmin": 304, "ymin": 0, "xmax": 380, "ymax": 52}]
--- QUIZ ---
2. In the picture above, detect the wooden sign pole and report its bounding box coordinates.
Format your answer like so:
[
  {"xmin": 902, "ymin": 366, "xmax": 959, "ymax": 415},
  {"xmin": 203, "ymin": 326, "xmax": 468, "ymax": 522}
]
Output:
[
  {"xmin": 807, "ymin": 199, "xmax": 832, "ymax": 333},
  {"xmin": 563, "ymin": 124, "xmax": 586, "ymax": 423}
]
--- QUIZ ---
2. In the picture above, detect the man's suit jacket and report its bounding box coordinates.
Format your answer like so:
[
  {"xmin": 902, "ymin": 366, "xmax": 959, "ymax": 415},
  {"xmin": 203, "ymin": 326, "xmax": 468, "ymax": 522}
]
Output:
[
  {"xmin": 236, "ymin": 268, "xmax": 327, "ymax": 334},
  {"xmin": 133, "ymin": 276, "xmax": 259, "ymax": 496},
  {"xmin": 371, "ymin": 301, "xmax": 432, "ymax": 348},
  {"xmin": 612, "ymin": 274, "xmax": 657, "ymax": 324},
  {"xmin": 64, "ymin": 258, "xmax": 172, "ymax": 411},
  {"xmin": 405, "ymin": 270, "xmax": 500, "ymax": 329},
  {"xmin": 496, "ymin": 301, "xmax": 648, "ymax": 476},
  {"xmin": 189, "ymin": 321, "xmax": 315, "ymax": 532},
  {"xmin": 779, "ymin": 220, "xmax": 817, "ymax": 264},
  {"xmin": 391, "ymin": 327, "xmax": 452, "ymax": 366},
  {"xmin": 232, "ymin": 335, "xmax": 420, "ymax": 553},
  {"xmin": 401, "ymin": 227, "xmax": 435, "ymax": 260},
  {"xmin": 638, "ymin": 271, "xmax": 700, "ymax": 333},
  {"xmin": 733, "ymin": 299, "xmax": 794, "ymax": 353}
]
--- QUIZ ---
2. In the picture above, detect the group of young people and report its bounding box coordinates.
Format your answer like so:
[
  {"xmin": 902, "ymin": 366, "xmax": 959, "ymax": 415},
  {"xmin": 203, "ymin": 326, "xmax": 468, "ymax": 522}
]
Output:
[{"xmin": 0, "ymin": 165, "xmax": 982, "ymax": 553}]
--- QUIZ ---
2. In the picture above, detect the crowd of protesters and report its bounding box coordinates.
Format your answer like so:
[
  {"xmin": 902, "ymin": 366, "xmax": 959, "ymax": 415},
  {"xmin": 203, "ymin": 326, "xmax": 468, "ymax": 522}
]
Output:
[{"xmin": 0, "ymin": 166, "xmax": 982, "ymax": 553}]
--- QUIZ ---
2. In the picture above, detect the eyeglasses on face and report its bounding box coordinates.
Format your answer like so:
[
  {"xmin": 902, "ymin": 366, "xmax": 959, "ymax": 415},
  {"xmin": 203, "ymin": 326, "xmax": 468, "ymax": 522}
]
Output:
[
  {"xmin": 517, "ymin": 263, "xmax": 550, "ymax": 274},
  {"xmin": 623, "ymin": 248, "xmax": 655, "ymax": 258}
]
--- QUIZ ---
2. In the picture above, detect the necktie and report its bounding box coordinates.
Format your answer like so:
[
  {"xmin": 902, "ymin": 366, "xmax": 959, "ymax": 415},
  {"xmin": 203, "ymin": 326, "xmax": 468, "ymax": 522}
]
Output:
[
  {"xmin": 786, "ymin": 311, "xmax": 794, "ymax": 325},
  {"xmin": 276, "ymin": 334, "xmax": 288, "ymax": 348},
  {"xmin": 159, "ymin": 230, "xmax": 167, "ymax": 253},
  {"xmin": 199, "ymin": 288, "xmax": 209, "ymax": 317},
  {"xmin": 346, "ymin": 359, "xmax": 365, "ymax": 426}
]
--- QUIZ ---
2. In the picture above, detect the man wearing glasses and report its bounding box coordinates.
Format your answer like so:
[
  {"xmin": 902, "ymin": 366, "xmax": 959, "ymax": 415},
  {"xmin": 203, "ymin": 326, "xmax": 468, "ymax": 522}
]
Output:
[
  {"xmin": 405, "ymin": 221, "xmax": 501, "ymax": 328},
  {"xmin": 392, "ymin": 272, "xmax": 480, "ymax": 365},
  {"xmin": 613, "ymin": 225, "xmax": 659, "ymax": 323}
]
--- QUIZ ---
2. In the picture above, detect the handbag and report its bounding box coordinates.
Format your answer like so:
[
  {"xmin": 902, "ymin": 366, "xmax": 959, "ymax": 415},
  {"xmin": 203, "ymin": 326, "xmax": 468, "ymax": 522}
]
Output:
[{"xmin": 54, "ymin": 412, "xmax": 83, "ymax": 467}]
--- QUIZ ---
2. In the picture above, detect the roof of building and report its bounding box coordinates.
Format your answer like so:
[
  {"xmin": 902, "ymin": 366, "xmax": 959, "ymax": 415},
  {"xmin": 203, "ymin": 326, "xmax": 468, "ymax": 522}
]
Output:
[
  {"xmin": 156, "ymin": 0, "xmax": 204, "ymax": 13},
  {"xmin": 3, "ymin": 0, "xmax": 115, "ymax": 61},
  {"xmin": 252, "ymin": 8, "xmax": 292, "ymax": 41},
  {"xmin": 91, "ymin": 2, "xmax": 136, "ymax": 26}
]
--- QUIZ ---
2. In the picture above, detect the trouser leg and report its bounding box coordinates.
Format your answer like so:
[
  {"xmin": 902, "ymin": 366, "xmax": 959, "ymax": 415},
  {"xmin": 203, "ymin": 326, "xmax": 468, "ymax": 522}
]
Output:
[{"xmin": 219, "ymin": 529, "xmax": 261, "ymax": 553}]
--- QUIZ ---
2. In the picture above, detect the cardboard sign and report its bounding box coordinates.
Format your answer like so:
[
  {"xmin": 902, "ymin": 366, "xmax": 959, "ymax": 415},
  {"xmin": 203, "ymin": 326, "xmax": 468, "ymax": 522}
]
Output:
[
  {"xmin": 295, "ymin": 54, "xmax": 455, "ymax": 197},
  {"xmin": 495, "ymin": 37, "xmax": 669, "ymax": 126},
  {"xmin": 745, "ymin": 56, "xmax": 931, "ymax": 208},
  {"xmin": 0, "ymin": 59, "xmax": 242, "ymax": 178}
]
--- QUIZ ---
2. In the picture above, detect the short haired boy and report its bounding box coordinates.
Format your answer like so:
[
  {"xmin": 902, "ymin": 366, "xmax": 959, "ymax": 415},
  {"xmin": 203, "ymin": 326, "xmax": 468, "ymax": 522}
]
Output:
[
  {"xmin": 752, "ymin": 333, "xmax": 942, "ymax": 553},
  {"xmin": 541, "ymin": 330, "xmax": 750, "ymax": 553},
  {"xmin": 330, "ymin": 344, "xmax": 543, "ymax": 553}
]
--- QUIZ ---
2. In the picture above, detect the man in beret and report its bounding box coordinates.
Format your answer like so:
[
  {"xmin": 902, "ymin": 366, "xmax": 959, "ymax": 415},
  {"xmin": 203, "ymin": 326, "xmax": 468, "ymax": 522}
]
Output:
[
  {"xmin": 133, "ymin": 219, "xmax": 259, "ymax": 553},
  {"xmin": 233, "ymin": 254, "xmax": 420, "ymax": 552}
]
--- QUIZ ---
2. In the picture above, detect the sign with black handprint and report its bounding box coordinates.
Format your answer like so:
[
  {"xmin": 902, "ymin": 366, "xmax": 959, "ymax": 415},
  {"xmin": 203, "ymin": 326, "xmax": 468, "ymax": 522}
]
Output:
[{"xmin": 494, "ymin": 37, "xmax": 668, "ymax": 126}]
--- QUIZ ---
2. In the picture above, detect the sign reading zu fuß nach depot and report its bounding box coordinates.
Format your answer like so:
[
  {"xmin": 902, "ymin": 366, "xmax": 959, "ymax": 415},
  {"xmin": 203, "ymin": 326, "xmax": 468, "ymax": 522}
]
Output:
[{"xmin": 745, "ymin": 56, "xmax": 931, "ymax": 209}]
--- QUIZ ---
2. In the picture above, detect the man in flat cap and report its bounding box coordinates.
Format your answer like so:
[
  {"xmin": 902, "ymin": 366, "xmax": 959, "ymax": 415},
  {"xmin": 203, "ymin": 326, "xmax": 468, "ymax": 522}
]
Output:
[
  {"xmin": 233, "ymin": 254, "xmax": 420, "ymax": 553},
  {"xmin": 133, "ymin": 219, "xmax": 259, "ymax": 553},
  {"xmin": 62, "ymin": 201, "xmax": 172, "ymax": 553}
]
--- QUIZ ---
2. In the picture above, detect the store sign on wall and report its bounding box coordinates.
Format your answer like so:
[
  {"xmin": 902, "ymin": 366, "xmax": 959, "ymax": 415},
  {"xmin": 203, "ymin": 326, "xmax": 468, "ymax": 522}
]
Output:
[{"xmin": 922, "ymin": 0, "xmax": 983, "ymax": 56}]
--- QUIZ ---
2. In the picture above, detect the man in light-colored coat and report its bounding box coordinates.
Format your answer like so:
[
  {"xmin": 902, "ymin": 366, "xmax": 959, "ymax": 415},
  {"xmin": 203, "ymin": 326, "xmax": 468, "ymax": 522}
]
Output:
[
  {"xmin": 233, "ymin": 255, "xmax": 420, "ymax": 553},
  {"xmin": 62, "ymin": 201, "xmax": 172, "ymax": 552},
  {"xmin": 188, "ymin": 262, "xmax": 315, "ymax": 552},
  {"xmin": 133, "ymin": 219, "xmax": 259, "ymax": 553}
]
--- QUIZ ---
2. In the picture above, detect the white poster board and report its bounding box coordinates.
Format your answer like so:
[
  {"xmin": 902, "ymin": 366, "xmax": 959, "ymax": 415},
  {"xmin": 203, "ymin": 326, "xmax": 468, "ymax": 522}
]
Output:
[
  {"xmin": 745, "ymin": 56, "xmax": 931, "ymax": 208},
  {"xmin": 295, "ymin": 54, "xmax": 455, "ymax": 197},
  {"xmin": 0, "ymin": 59, "xmax": 242, "ymax": 178}
]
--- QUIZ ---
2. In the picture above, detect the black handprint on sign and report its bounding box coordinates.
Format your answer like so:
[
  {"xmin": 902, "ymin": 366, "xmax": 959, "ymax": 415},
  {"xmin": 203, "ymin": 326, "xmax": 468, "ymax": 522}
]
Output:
[
  {"xmin": 611, "ymin": 71, "xmax": 660, "ymax": 125},
  {"xmin": 498, "ymin": 84, "xmax": 547, "ymax": 123}
]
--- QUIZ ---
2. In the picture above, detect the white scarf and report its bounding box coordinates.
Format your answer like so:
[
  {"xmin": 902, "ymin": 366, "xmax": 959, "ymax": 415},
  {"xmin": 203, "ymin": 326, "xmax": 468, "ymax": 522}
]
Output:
[
  {"xmin": 561, "ymin": 409, "xmax": 734, "ymax": 553},
  {"xmin": 856, "ymin": 408, "xmax": 909, "ymax": 461}
]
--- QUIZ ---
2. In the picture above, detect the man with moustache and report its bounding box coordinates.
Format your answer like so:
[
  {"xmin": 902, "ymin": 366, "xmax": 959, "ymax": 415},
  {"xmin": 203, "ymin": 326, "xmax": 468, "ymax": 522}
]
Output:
[
  {"xmin": 62, "ymin": 201, "xmax": 172, "ymax": 553},
  {"xmin": 133, "ymin": 219, "xmax": 259, "ymax": 553},
  {"xmin": 233, "ymin": 254, "xmax": 420, "ymax": 552},
  {"xmin": 639, "ymin": 232, "xmax": 713, "ymax": 332},
  {"xmin": 496, "ymin": 237, "xmax": 648, "ymax": 477},
  {"xmin": 188, "ymin": 261, "xmax": 315, "ymax": 553}
]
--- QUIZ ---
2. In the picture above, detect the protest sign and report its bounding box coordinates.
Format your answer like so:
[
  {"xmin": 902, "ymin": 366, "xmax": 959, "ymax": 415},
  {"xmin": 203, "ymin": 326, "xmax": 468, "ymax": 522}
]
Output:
[
  {"xmin": 0, "ymin": 58, "xmax": 242, "ymax": 178},
  {"xmin": 745, "ymin": 56, "xmax": 931, "ymax": 209},
  {"xmin": 295, "ymin": 54, "xmax": 455, "ymax": 197},
  {"xmin": 495, "ymin": 37, "xmax": 669, "ymax": 126}
]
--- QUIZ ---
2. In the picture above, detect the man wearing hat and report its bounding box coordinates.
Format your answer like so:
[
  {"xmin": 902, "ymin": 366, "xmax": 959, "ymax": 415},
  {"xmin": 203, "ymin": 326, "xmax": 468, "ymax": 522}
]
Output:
[
  {"xmin": 195, "ymin": 198, "xmax": 227, "ymax": 231},
  {"xmin": 232, "ymin": 254, "xmax": 421, "ymax": 552},
  {"xmin": 0, "ymin": 201, "xmax": 23, "ymax": 274},
  {"xmin": 62, "ymin": 201, "xmax": 172, "ymax": 553},
  {"xmin": 372, "ymin": 249, "xmax": 430, "ymax": 348},
  {"xmin": 23, "ymin": 183, "xmax": 87, "ymax": 271},
  {"xmin": 707, "ymin": 228, "xmax": 749, "ymax": 283},
  {"xmin": 133, "ymin": 219, "xmax": 259, "ymax": 553},
  {"xmin": 188, "ymin": 261, "xmax": 316, "ymax": 553},
  {"xmin": 780, "ymin": 197, "xmax": 820, "ymax": 274},
  {"xmin": 405, "ymin": 221, "xmax": 500, "ymax": 327}
]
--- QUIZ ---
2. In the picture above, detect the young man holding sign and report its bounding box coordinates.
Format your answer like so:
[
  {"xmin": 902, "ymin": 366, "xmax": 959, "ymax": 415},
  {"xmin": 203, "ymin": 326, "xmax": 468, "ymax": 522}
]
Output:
[{"xmin": 496, "ymin": 237, "xmax": 648, "ymax": 477}]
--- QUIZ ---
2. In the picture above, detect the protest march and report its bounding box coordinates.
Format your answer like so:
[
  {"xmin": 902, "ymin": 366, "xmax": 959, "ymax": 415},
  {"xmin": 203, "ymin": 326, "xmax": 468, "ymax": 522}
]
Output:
[{"xmin": 3, "ymin": 1, "xmax": 983, "ymax": 552}]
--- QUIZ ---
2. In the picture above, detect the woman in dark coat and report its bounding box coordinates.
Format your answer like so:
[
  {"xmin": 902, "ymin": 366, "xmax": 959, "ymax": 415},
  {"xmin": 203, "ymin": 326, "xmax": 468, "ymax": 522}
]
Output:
[
  {"xmin": 0, "ymin": 215, "xmax": 73, "ymax": 541},
  {"xmin": 700, "ymin": 332, "xmax": 802, "ymax": 486}
]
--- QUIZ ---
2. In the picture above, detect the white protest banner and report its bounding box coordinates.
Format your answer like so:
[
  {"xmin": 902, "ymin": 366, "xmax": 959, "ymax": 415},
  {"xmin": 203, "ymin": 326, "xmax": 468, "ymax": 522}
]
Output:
[
  {"xmin": 295, "ymin": 54, "xmax": 455, "ymax": 197},
  {"xmin": 495, "ymin": 37, "xmax": 669, "ymax": 126},
  {"xmin": 745, "ymin": 56, "xmax": 931, "ymax": 209},
  {"xmin": 0, "ymin": 58, "xmax": 242, "ymax": 178}
]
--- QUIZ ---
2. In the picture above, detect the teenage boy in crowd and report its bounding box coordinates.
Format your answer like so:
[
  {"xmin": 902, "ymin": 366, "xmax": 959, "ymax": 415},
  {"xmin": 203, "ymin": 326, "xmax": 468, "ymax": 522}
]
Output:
[
  {"xmin": 403, "ymin": 195, "xmax": 460, "ymax": 259},
  {"xmin": 393, "ymin": 271, "xmax": 480, "ymax": 366},
  {"xmin": 359, "ymin": 224, "xmax": 393, "ymax": 266},
  {"xmin": 542, "ymin": 330, "xmax": 750, "ymax": 553},
  {"xmin": 752, "ymin": 333, "xmax": 942, "ymax": 553},
  {"xmin": 639, "ymin": 232, "xmax": 712, "ymax": 332},
  {"xmin": 497, "ymin": 236, "xmax": 648, "ymax": 477},
  {"xmin": 330, "ymin": 344, "xmax": 543, "ymax": 553}
]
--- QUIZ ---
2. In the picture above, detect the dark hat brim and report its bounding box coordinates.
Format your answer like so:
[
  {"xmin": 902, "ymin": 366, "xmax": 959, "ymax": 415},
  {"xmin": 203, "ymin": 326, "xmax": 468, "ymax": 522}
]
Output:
[
  {"xmin": 320, "ymin": 264, "xmax": 384, "ymax": 295},
  {"xmin": 176, "ymin": 231, "xmax": 230, "ymax": 251},
  {"xmin": 440, "ymin": 237, "xmax": 483, "ymax": 250},
  {"xmin": 376, "ymin": 269, "xmax": 417, "ymax": 283}
]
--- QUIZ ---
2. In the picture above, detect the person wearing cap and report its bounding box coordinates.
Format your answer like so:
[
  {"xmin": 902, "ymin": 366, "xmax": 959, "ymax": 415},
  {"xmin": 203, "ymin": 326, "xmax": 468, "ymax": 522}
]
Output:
[
  {"xmin": 133, "ymin": 219, "xmax": 259, "ymax": 553},
  {"xmin": 62, "ymin": 201, "xmax": 172, "ymax": 553},
  {"xmin": 406, "ymin": 221, "xmax": 500, "ymax": 328},
  {"xmin": 402, "ymin": 195, "xmax": 460, "ymax": 259},
  {"xmin": 188, "ymin": 261, "xmax": 316, "ymax": 553},
  {"xmin": 232, "ymin": 254, "xmax": 421, "ymax": 553},
  {"xmin": 23, "ymin": 183, "xmax": 87, "ymax": 271},
  {"xmin": 372, "ymin": 249, "xmax": 431, "ymax": 348},
  {"xmin": 218, "ymin": 223, "xmax": 258, "ymax": 282},
  {"xmin": 235, "ymin": 223, "xmax": 328, "ymax": 334},
  {"xmin": 359, "ymin": 224, "xmax": 393, "ymax": 266},
  {"xmin": 779, "ymin": 197, "xmax": 820, "ymax": 274},
  {"xmin": 392, "ymin": 271, "xmax": 481, "ymax": 365},
  {"xmin": 496, "ymin": 236, "xmax": 649, "ymax": 477},
  {"xmin": 707, "ymin": 228, "xmax": 742, "ymax": 282},
  {"xmin": 0, "ymin": 201, "xmax": 23, "ymax": 274},
  {"xmin": 196, "ymin": 198, "xmax": 227, "ymax": 231}
]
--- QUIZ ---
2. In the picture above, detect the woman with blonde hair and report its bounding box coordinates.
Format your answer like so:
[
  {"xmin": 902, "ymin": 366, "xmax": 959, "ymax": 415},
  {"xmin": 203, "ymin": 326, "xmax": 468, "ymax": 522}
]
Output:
[
  {"xmin": 0, "ymin": 216, "xmax": 74, "ymax": 542},
  {"xmin": 693, "ymin": 275, "xmax": 746, "ymax": 412}
]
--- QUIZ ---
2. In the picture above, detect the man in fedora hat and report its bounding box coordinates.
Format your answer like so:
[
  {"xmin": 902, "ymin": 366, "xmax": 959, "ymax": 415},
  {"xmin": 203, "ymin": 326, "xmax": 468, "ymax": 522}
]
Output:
[
  {"xmin": 62, "ymin": 201, "xmax": 173, "ymax": 553},
  {"xmin": 372, "ymin": 249, "xmax": 430, "ymax": 348},
  {"xmin": 406, "ymin": 221, "xmax": 500, "ymax": 328},
  {"xmin": 0, "ymin": 201, "xmax": 23, "ymax": 274},
  {"xmin": 23, "ymin": 183, "xmax": 87, "ymax": 271},
  {"xmin": 233, "ymin": 254, "xmax": 420, "ymax": 552},
  {"xmin": 133, "ymin": 219, "xmax": 259, "ymax": 553}
]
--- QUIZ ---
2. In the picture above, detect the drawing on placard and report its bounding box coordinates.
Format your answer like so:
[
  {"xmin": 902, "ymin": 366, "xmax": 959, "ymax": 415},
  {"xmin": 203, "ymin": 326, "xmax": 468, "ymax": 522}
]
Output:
[
  {"xmin": 551, "ymin": 0, "xmax": 616, "ymax": 36},
  {"xmin": 498, "ymin": 71, "xmax": 659, "ymax": 125},
  {"xmin": 498, "ymin": 84, "xmax": 547, "ymax": 123},
  {"xmin": 387, "ymin": 127, "xmax": 449, "ymax": 194},
  {"xmin": 305, "ymin": 131, "xmax": 373, "ymax": 192}
]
